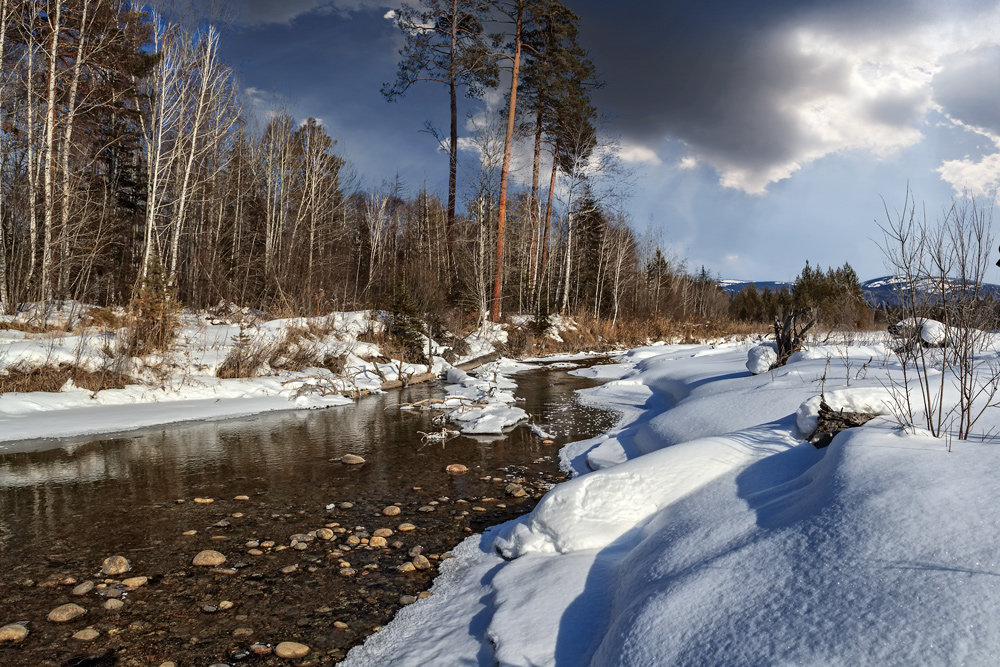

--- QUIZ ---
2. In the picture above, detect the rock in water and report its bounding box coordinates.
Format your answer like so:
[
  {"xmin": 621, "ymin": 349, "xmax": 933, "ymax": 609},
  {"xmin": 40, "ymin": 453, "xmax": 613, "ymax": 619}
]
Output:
[
  {"xmin": 47, "ymin": 603, "xmax": 86, "ymax": 623},
  {"xmin": 340, "ymin": 454, "xmax": 365, "ymax": 465},
  {"xmin": 275, "ymin": 641, "xmax": 310, "ymax": 658},
  {"xmin": 72, "ymin": 627, "xmax": 99, "ymax": 641},
  {"xmin": 192, "ymin": 550, "xmax": 227, "ymax": 567},
  {"xmin": 100, "ymin": 555, "xmax": 130, "ymax": 575},
  {"xmin": 445, "ymin": 464, "xmax": 468, "ymax": 474},
  {"xmin": 0, "ymin": 623, "xmax": 28, "ymax": 643}
]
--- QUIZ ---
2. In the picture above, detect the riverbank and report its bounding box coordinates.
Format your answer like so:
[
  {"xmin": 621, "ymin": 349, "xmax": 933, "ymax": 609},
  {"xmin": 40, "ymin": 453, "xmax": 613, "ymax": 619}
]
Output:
[{"xmin": 345, "ymin": 335, "xmax": 1000, "ymax": 665}]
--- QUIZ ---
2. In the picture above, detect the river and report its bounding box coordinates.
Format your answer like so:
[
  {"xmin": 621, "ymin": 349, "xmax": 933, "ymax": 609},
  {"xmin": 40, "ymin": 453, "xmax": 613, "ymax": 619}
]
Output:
[{"xmin": 0, "ymin": 363, "xmax": 617, "ymax": 666}]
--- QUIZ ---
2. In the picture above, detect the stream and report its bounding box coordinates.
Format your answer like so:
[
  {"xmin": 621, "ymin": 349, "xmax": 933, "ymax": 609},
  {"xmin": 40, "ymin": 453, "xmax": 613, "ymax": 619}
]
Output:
[{"xmin": 0, "ymin": 362, "xmax": 617, "ymax": 666}]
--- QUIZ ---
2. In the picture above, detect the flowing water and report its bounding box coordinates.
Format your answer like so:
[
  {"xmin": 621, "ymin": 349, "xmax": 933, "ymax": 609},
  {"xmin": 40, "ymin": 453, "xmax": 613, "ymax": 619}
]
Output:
[{"xmin": 0, "ymin": 363, "xmax": 618, "ymax": 666}]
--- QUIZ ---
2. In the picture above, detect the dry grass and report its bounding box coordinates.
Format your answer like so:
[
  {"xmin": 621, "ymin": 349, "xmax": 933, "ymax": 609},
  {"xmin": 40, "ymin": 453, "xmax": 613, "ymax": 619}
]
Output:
[
  {"xmin": 217, "ymin": 326, "xmax": 348, "ymax": 379},
  {"xmin": 0, "ymin": 363, "xmax": 131, "ymax": 394}
]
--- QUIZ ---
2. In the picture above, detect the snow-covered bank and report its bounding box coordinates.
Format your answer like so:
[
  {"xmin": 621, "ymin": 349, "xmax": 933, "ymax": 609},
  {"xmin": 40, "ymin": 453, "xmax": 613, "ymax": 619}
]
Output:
[
  {"xmin": 344, "ymin": 334, "xmax": 1000, "ymax": 666},
  {"xmin": 0, "ymin": 308, "xmax": 509, "ymax": 448}
]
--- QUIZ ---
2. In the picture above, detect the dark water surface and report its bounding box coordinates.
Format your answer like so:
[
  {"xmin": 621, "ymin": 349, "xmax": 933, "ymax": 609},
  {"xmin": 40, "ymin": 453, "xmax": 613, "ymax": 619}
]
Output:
[{"xmin": 0, "ymin": 364, "xmax": 617, "ymax": 666}]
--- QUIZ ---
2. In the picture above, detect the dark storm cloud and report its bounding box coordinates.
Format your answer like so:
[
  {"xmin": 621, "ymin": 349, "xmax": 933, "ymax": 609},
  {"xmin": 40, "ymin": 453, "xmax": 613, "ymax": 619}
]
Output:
[
  {"xmin": 147, "ymin": 0, "xmax": 390, "ymax": 27},
  {"xmin": 933, "ymin": 45, "xmax": 1000, "ymax": 136},
  {"xmin": 574, "ymin": 0, "xmax": 982, "ymax": 189}
]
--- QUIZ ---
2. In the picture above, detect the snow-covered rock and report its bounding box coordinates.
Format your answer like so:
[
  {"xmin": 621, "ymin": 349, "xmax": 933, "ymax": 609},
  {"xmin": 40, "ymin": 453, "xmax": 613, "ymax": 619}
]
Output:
[{"xmin": 746, "ymin": 342, "xmax": 777, "ymax": 374}]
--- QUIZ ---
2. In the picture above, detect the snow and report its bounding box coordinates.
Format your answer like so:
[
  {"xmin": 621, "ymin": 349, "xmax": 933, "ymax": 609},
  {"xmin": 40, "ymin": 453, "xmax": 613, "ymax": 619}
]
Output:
[
  {"xmin": 344, "ymin": 333, "xmax": 1000, "ymax": 666},
  {"xmin": 0, "ymin": 308, "xmax": 505, "ymax": 448},
  {"xmin": 439, "ymin": 359, "xmax": 533, "ymax": 434},
  {"xmin": 746, "ymin": 341, "xmax": 777, "ymax": 373}
]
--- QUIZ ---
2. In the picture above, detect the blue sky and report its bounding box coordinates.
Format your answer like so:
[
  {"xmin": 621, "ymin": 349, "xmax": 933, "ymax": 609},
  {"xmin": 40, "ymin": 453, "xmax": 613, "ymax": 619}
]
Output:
[{"xmin": 152, "ymin": 0, "xmax": 1000, "ymax": 281}]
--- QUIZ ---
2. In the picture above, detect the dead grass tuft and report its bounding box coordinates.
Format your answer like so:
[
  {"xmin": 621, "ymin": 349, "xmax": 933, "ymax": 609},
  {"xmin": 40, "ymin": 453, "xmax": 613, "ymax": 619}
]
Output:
[{"xmin": 0, "ymin": 363, "xmax": 131, "ymax": 394}]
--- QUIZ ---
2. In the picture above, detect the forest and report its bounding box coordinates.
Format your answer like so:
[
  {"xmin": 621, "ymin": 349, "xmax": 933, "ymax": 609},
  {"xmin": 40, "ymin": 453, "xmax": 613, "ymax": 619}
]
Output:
[{"xmin": 0, "ymin": 0, "xmax": 869, "ymax": 337}]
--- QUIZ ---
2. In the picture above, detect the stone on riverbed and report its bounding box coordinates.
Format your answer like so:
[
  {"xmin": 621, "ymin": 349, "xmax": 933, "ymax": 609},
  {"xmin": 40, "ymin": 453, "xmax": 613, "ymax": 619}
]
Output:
[
  {"xmin": 100, "ymin": 555, "xmax": 130, "ymax": 575},
  {"xmin": 47, "ymin": 603, "xmax": 86, "ymax": 623},
  {"xmin": 340, "ymin": 454, "xmax": 366, "ymax": 465},
  {"xmin": 0, "ymin": 623, "xmax": 28, "ymax": 643},
  {"xmin": 275, "ymin": 641, "xmax": 310, "ymax": 658},
  {"xmin": 192, "ymin": 550, "xmax": 227, "ymax": 567},
  {"xmin": 72, "ymin": 581, "xmax": 94, "ymax": 596},
  {"xmin": 382, "ymin": 505, "xmax": 401, "ymax": 516},
  {"xmin": 72, "ymin": 627, "xmax": 100, "ymax": 641},
  {"xmin": 445, "ymin": 463, "xmax": 468, "ymax": 474}
]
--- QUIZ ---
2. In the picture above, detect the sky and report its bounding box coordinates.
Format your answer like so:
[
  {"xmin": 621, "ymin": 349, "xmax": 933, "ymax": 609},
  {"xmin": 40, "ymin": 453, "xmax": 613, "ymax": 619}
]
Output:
[{"xmin": 149, "ymin": 0, "xmax": 1000, "ymax": 281}]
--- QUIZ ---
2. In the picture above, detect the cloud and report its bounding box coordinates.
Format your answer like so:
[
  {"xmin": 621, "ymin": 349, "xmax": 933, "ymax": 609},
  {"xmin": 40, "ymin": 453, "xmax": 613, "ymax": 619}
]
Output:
[
  {"xmin": 617, "ymin": 142, "xmax": 661, "ymax": 165},
  {"xmin": 580, "ymin": 0, "xmax": 1000, "ymax": 194}
]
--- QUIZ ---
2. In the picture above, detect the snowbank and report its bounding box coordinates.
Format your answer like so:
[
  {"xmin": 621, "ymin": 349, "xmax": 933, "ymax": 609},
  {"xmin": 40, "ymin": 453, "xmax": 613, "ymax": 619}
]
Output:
[{"xmin": 345, "ymin": 333, "xmax": 1000, "ymax": 666}]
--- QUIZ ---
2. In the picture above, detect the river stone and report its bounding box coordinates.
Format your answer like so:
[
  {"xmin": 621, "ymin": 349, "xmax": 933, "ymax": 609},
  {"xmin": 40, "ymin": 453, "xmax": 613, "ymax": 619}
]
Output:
[
  {"xmin": 192, "ymin": 550, "xmax": 227, "ymax": 567},
  {"xmin": 339, "ymin": 567, "xmax": 356, "ymax": 577},
  {"xmin": 281, "ymin": 565, "xmax": 298, "ymax": 574},
  {"xmin": 72, "ymin": 580, "xmax": 95, "ymax": 596},
  {"xmin": 397, "ymin": 562, "xmax": 416, "ymax": 573},
  {"xmin": 346, "ymin": 535, "xmax": 361, "ymax": 546},
  {"xmin": 100, "ymin": 555, "xmax": 130, "ymax": 575},
  {"xmin": 182, "ymin": 530, "xmax": 197, "ymax": 536},
  {"xmin": 505, "ymin": 483, "xmax": 527, "ymax": 498},
  {"xmin": 412, "ymin": 555, "xmax": 431, "ymax": 570},
  {"xmin": 233, "ymin": 627, "xmax": 254, "ymax": 637},
  {"xmin": 122, "ymin": 576, "xmax": 148, "ymax": 588},
  {"xmin": 408, "ymin": 545, "xmax": 423, "ymax": 557},
  {"xmin": 382, "ymin": 505, "xmax": 401, "ymax": 516},
  {"xmin": 373, "ymin": 528, "xmax": 393, "ymax": 538},
  {"xmin": 445, "ymin": 463, "xmax": 468, "ymax": 474},
  {"xmin": 399, "ymin": 595, "xmax": 417, "ymax": 605},
  {"xmin": 219, "ymin": 601, "xmax": 234, "ymax": 610},
  {"xmin": 193, "ymin": 497, "xmax": 214, "ymax": 504},
  {"xmin": 369, "ymin": 536, "xmax": 388, "ymax": 548},
  {"xmin": 234, "ymin": 495, "xmax": 250, "ymax": 501},
  {"xmin": 397, "ymin": 523, "xmax": 416, "ymax": 532},
  {"xmin": 0, "ymin": 623, "xmax": 28, "ymax": 643},
  {"xmin": 339, "ymin": 502, "xmax": 354, "ymax": 509},
  {"xmin": 103, "ymin": 599, "xmax": 124, "ymax": 611},
  {"xmin": 316, "ymin": 528, "xmax": 334, "ymax": 540},
  {"xmin": 418, "ymin": 591, "xmax": 434, "ymax": 599},
  {"xmin": 340, "ymin": 454, "xmax": 365, "ymax": 465},
  {"xmin": 72, "ymin": 627, "xmax": 100, "ymax": 641},
  {"xmin": 248, "ymin": 548, "xmax": 263, "ymax": 556},
  {"xmin": 275, "ymin": 641, "xmax": 310, "ymax": 659},
  {"xmin": 333, "ymin": 621, "xmax": 349, "ymax": 629},
  {"xmin": 47, "ymin": 603, "xmax": 86, "ymax": 623}
]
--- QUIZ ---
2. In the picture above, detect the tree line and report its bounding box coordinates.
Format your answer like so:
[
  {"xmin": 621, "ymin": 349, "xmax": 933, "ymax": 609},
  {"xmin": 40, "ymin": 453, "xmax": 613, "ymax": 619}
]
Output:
[{"xmin": 0, "ymin": 0, "xmax": 838, "ymax": 333}]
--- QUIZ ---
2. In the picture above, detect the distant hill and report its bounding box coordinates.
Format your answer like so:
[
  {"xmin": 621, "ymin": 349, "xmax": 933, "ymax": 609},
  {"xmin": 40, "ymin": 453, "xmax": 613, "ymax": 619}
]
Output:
[{"xmin": 719, "ymin": 276, "xmax": 1000, "ymax": 309}]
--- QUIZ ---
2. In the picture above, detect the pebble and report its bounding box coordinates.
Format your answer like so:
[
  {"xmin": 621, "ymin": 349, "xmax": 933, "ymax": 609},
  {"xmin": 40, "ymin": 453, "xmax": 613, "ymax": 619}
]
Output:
[
  {"xmin": 399, "ymin": 595, "xmax": 417, "ymax": 605},
  {"xmin": 339, "ymin": 502, "xmax": 354, "ymax": 509},
  {"xmin": 103, "ymin": 599, "xmax": 124, "ymax": 611},
  {"xmin": 281, "ymin": 565, "xmax": 298, "ymax": 574},
  {"xmin": 122, "ymin": 576, "xmax": 148, "ymax": 588},
  {"xmin": 275, "ymin": 641, "xmax": 310, "ymax": 659},
  {"xmin": 346, "ymin": 536, "xmax": 361, "ymax": 546},
  {"xmin": 202, "ymin": 605, "xmax": 218, "ymax": 614},
  {"xmin": 192, "ymin": 550, "xmax": 227, "ymax": 567},
  {"xmin": 72, "ymin": 580, "xmax": 95, "ymax": 596},
  {"xmin": 72, "ymin": 627, "xmax": 100, "ymax": 641},
  {"xmin": 248, "ymin": 549, "xmax": 264, "ymax": 556},
  {"xmin": 340, "ymin": 454, "xmax": 366, "ymax": 465},
  {"xmin": 333, "ymin": 621, "xmax": 349, "ymax": 629},
  {"xmin": 412, "ymin": 555, "xmax": 431, "ymax": 570},
  {"xmin": 193, "ymin": 497, "xmax": 214, "ymax": 504},
  {"xmin": 373, "ymin": 528, "xmax": 393, "ymax": 538},
  {"xmin": 233, "ymin": 627, "xmax": 254, "ymax": 637},
  {"xmin": 339, "ymin": 568, "xmax": 356, "ymax": 577},
  {"xmin": 47, "ymin": 603, "xmax": 86, "ymax": 623},
  {"xmin": 182, "ymin": 530, "xmax": 197, "ymax": 536},
  {"xmin": 382, "ymin": 505, "xmax": 401, "ymax": 516},
  {"xmin": 369, "ymin": 536, "xmax": 388, "ymax": 548},
  {"xmin": 0, "ymin": 623, "xmax": 28, "ymax": 643},
  {"xmin": 101, "ymin": 555, "xmax": 130, "ymax": 575},
  {"xmin": 293, "ymin": 543, "xmax": 308, "ymax": 551},
  {"xmin": 316, "ymin": 528, "xmax": 334, "ymax": 540},
  {"xmin": 445, "ymin": 463, "xmax": 468, "ymax": 474},
  {"xmin": 418, "ymin": 591, "xmax": 434, "ymax": 599},
  {"xmin": 505, "ymin": 483, "xmax": 527, "ymax": 497},
  {"xmin": 246, "ymin": 540, "xmax": 260, "ymax": 548},
  {"xmin": 261, "ymin": 540, "xmax": 275, "ymax": 548},
  {"xmin": 418, "ymin": 505, "xmax": 435, "ymax": 513},
  {"xmin": 250, "ymin": 642, "xmax": 272, "ymax": 655},
  {"xmin": 232, "ymin": 512, "xmax": 244, "ymax": 518},
  {"xmin": 397, "ymin": 562, "xmax": 416, "ymax": 573},
  {"xmin": 397, "ymin": 523, "xmax": 416, "ymax": 532},
  {"xmin": 234, "ymin": 495, "xmax": 250, "ymax": 501},
  {"xmin": 542, "ymin": 439, "xmax": 555, "ymax": 445},
  {"xmin": 408, "ymin": 546, "xmax": 423, "ymax": 557},
  {"xmin": 219, "ymin": 600, "xmax": 234, "ymax": 610}
]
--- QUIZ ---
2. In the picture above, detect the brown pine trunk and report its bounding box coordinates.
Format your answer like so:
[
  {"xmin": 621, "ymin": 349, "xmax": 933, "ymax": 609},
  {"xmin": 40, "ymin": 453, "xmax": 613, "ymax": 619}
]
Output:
[
  {"xmin": 490, "ymin": 3, "xmax": 523, "ymax": 322},
  {"xmin": 446, "ymin": 0, "xmax": 459, "ymax": 281},
  {"xmin": 527, "ymin": 104, "xmax": 543, "ymax": 304},
  {"xmin": 539, "ymin": 142, "xmax": 558, "ymax": 309}
]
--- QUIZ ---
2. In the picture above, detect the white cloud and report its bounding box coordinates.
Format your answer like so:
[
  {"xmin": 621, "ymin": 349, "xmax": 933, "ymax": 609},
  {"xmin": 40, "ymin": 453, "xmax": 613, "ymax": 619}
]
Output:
[
  {"xmin": 936, "ymin": 152, "xmax": 1000, "ymax": 199},
  {"xmin": 617, "ymin": 142, "xmax": 661, "ymax": 165},
  {"xmin": 678, "ymin": 156, "xmax": 698, "ymax": 170}
]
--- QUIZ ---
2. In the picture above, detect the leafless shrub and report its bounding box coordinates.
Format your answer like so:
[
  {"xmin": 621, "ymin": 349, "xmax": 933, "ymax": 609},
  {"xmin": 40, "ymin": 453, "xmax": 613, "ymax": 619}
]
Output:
[{"xmin": 878, "ymin": 190, "xmax": 1000, "ymax": 440}]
